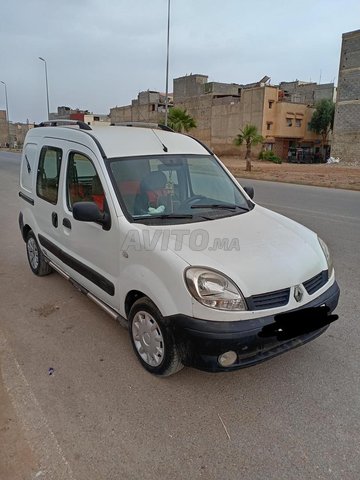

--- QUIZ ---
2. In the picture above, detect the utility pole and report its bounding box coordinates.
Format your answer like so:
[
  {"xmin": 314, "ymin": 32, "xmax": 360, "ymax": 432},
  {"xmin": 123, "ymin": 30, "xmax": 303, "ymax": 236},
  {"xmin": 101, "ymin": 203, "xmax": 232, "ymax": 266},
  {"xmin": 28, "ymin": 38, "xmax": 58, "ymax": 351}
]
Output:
[
  {"xmin": 164, "ymin": 0, "xmax": 171, "ymax": 126},
  {"xmin": 39, "ymin": 57, "xmax": 50, "ymax": 120}
]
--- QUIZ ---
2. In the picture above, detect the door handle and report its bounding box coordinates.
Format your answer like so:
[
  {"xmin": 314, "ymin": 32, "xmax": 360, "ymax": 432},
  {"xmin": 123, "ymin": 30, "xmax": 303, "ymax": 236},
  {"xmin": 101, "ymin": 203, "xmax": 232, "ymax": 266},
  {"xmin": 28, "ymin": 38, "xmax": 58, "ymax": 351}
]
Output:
[
  {"xmin": 51, "ymin": 212, "xmax": 58, "ymax": 228},
  {"xmin": 63, "ymin": 218, "xmax": 72, "ymax": 230}
]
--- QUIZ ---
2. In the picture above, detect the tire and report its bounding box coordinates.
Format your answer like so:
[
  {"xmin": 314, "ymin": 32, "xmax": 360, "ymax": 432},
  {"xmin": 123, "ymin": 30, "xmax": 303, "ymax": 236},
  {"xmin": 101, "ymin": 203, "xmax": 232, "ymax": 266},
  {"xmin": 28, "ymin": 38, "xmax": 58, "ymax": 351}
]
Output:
[
  {"xmin": 128, "ymin": 297, "xmax": 183, "ymax": 377},
  {"xmin": 26, "ymin": 231, "xmax": 52, "ymax": 276}
]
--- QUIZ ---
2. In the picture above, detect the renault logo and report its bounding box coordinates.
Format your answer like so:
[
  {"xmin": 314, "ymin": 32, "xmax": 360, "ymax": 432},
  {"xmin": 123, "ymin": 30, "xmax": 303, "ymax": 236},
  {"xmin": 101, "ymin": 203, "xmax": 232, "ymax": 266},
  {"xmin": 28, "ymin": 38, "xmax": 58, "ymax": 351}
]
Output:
[{"xmin": 294, "ymin": 285, "xmax": 303, "ymax": 302}]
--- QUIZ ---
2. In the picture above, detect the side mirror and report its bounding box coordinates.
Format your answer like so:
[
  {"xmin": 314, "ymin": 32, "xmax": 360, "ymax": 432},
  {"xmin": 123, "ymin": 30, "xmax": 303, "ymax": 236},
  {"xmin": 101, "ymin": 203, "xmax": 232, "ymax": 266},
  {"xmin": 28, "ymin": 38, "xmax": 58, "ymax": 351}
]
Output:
[
  {"xmin": 243, "ymin": 185, "xmax": 254, "ymax": 199},
  {"xmin": 73, "ymin": 202, "xmax": 111, "ymax": 230}
]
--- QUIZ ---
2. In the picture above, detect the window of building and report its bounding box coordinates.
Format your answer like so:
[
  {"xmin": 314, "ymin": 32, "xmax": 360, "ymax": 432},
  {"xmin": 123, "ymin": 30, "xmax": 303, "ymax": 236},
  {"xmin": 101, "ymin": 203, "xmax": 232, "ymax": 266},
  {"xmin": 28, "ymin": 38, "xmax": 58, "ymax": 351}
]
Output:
[
  {"xmin": 295, "ymin": 119, "xmax": 302, "ymax": 127},
  {"xmin": 266, "ymin": 122, "xmax": 272, "ymax": 131},
  {"xmin": 36, "ymin": 146, "xmax": 62, "ymax": 204},
  {"xmin": 268, "ymin": 100, "xmax": 274, "ymax": 109},
  {"xmin": 286, "ymin": 118, "xmax": 293, "ymax": 127},
  {"xmin": 67, "ymin": 152, "xmax": 105, "ymax": 213}
]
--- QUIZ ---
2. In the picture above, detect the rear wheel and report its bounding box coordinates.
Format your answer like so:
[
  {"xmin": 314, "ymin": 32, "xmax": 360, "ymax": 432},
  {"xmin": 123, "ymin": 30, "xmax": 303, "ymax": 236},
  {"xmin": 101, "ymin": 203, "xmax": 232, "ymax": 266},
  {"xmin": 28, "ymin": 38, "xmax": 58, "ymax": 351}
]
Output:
[
  {"xmin": 26, "ymin": 231, "xmax": 52, "ymax": 276},
  {"xmin": 128, "ymin": 298, "xmax": 183, "ymax": 377}
]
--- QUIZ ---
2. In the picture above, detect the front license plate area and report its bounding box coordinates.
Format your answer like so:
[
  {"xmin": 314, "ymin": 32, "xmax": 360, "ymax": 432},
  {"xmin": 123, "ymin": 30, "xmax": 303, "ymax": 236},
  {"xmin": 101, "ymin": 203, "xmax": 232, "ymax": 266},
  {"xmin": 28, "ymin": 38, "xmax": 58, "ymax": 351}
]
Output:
[{"xmin": 258, "ymin": 306, "xmax": 338, "ymax": 341}]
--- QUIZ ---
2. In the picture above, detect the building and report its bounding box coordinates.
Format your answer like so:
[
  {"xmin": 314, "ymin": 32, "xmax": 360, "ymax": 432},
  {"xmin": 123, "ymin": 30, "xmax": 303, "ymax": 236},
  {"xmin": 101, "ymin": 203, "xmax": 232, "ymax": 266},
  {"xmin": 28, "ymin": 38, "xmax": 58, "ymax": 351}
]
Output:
[
  {"xmin": 50, "ymin": 106, "xmax": 110, "ymax": 126},
  {"xmin": 108, "ymin": 74, "xmax": 330, "ymax": 161},
  {"xmin": 279, "ymin": 80, "xmax": 336, "ymax": 105},
  {"xmin": 110, "ymin": 91, "xmax": 173, "ymax": 124},
  {"xmin": 332, "ymin": 29, "xmax": 360, "ymax": 162},
  {"xmin": 0, "ymin": 110, "xmax": 34, "ymax": 148},
  {"xmin": 173, "ymin": 74, "xmax": 324, "ymax": 160},
  {"xmin": 0, "ymin": 110, "xmax": 9, "ymax": 146}
]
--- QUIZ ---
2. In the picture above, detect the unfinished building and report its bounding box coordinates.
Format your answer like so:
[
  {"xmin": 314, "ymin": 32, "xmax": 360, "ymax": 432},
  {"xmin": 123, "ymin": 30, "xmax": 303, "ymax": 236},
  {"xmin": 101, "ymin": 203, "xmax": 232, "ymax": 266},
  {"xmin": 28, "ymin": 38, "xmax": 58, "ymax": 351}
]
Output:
[{"xmin": 332, "ymin": 29, "xmax": 360, "ymax": 162}]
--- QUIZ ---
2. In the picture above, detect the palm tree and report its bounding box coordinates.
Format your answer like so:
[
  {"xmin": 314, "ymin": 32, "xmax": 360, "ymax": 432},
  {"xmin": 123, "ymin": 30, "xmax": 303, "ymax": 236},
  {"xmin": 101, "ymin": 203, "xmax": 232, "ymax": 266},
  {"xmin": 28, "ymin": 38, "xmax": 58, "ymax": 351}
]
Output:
[
  {"xmin": 168, "ymin": 108, "xmax": 197, "ymax": 133},
  {"xmin": 234, "ymin": 124, "xmax": 264, "ymax": 172}
]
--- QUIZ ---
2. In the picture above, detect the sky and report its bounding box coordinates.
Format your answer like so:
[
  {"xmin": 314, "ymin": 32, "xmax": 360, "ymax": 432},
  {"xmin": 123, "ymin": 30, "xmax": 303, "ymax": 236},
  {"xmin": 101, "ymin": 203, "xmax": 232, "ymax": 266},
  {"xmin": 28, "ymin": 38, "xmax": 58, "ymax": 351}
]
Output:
[{"xmin": 1, "ymin": 0, "xmax": 359, "ymax": 123}]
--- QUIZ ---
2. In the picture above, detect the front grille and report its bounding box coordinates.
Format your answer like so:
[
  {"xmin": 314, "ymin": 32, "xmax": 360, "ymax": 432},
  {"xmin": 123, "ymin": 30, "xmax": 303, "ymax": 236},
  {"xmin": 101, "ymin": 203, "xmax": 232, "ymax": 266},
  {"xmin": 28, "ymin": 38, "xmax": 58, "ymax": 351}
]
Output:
[
  {"xmin": 247, "ymin": 288, "xmax": 290, "ymax": 311},
  {"xmin": 303, "ymin": 270, "xmax": 328, "ymax": 295}
]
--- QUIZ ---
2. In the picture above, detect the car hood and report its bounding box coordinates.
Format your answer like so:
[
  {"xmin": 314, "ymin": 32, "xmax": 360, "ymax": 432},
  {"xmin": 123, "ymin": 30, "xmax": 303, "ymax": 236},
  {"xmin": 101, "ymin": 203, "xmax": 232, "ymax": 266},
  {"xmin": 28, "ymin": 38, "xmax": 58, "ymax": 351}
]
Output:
[{"xmin": 153, "ymin": 205, "xmax": 327, "ymax": 297}]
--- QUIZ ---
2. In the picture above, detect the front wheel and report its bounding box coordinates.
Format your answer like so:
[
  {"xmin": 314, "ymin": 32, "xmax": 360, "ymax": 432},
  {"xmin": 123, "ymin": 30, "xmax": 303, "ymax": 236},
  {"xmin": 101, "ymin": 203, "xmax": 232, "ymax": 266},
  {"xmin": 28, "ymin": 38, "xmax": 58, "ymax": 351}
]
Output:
[
  {"xmin": 26, "ymin": 231, "xmax": 52, "ymax": 276},
  {"xmin": 128, "ymin": 298, "xmax": 183, "ymax": 377}
]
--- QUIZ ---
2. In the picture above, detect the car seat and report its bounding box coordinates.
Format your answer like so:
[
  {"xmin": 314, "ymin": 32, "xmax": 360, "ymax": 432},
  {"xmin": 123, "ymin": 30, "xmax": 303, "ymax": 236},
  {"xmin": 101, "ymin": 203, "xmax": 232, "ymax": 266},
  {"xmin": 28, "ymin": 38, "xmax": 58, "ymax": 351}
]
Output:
[
  {"xmin": 134, "ymin": 170, "xmax": 168, "ymax": 215},
  {"xmin": 92, "ymin": 175, "xmax": 105, "ymax": 212}
]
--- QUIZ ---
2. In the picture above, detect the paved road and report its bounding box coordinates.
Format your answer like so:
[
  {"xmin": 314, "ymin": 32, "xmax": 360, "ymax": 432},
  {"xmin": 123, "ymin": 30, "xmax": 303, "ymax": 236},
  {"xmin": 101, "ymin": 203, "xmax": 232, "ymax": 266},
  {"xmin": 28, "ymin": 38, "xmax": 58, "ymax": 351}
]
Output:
[{"xmin": 1, "ymin": 152, "xmax": 359, "ymax": 480}]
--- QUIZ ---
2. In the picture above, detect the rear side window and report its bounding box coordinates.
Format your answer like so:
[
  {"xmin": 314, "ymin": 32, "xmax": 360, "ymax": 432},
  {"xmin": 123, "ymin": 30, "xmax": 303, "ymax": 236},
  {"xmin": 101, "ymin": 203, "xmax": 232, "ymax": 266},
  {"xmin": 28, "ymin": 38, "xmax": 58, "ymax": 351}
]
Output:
[
  {"xmin": 21, "ymin": 143, "xmax": 38, "ymax": 193},
  {"xmin": 36, "ymin": 146, "xmax": 62, "ymax": 204},
  {"xmin": 67, "ymin": 152, "xmax": 105, "ymax": 213}
]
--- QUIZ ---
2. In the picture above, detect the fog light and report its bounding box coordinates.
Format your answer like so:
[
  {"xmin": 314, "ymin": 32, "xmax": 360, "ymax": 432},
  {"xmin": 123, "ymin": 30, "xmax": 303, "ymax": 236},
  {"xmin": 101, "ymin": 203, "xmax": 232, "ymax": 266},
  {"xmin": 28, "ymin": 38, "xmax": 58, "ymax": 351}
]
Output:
[{"xmin": 218, "ymin": 350, "xmax": 237, "ymax": 367}]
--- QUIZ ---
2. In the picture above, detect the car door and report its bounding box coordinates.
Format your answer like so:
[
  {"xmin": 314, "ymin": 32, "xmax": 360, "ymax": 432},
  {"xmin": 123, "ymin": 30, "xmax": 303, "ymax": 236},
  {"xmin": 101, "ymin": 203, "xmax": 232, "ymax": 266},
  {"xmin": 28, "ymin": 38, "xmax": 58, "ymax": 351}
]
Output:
[
  {"xmin": 59, "ymin": 146, "xmax": 120, "ymax": 310},
  {"xmin": 33, "ymin": 141, "xmax": 65, "ymax": 266}
]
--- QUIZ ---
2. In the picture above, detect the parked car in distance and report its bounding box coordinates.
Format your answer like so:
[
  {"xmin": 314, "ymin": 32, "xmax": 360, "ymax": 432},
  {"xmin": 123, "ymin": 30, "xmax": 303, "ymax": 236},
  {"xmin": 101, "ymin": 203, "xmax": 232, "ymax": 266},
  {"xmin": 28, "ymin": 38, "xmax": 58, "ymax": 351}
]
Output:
[{"xmin": 18, "ymin": 121, "xmax": 340, "ymax": 376}]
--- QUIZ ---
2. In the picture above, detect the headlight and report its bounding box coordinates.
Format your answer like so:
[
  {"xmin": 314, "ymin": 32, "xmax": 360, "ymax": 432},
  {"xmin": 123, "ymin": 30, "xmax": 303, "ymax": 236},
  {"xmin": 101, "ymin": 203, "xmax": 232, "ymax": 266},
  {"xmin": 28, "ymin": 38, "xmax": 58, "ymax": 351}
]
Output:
[
  {"xmin": 318, "ymin": 237, "xmax": 334, "ymax": 276},
  {"xmin": 185, "ymin": 267, "xmax": 247, "ymax": 311}
]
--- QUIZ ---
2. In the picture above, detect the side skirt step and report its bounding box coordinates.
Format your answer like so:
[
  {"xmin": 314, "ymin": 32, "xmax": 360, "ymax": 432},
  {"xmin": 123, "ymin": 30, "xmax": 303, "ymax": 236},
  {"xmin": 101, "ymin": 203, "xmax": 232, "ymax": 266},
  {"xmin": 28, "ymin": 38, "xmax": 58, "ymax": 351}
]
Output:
[{"xmin": 46, "ymin": 259, "xmax": 127, "ymax": 328}]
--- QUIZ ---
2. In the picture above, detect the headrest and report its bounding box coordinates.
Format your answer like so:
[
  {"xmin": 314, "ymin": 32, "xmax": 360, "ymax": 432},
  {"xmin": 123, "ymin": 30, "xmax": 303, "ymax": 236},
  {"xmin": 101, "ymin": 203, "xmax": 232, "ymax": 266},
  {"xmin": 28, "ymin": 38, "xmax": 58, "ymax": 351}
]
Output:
[{"xmin": 141, "ymin": 171, "xmax": 167, "ymax": 191}]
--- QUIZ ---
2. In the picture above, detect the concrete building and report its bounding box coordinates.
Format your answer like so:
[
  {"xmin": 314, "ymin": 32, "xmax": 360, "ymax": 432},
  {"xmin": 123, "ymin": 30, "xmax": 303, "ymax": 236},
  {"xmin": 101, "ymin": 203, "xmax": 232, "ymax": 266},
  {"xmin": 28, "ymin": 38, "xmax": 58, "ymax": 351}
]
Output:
[
  {"xmin": 69, "ymin": 112, "xmax": 110, "ymax": 126},
  {"xmin": 332, "ymin": 29, "xmax": 360, "ymax": 162},
  {"xmin": 174, "ymin": 74, "xmax": 321, "ymax": 160},
  {"xmin": 0, "ymin": 110, "xmax": 34, "ymax": 148},
  {"xmin": 110, "ymin": 91, "xmax": 173, "ymax": 124},
  {"xmin": 50, "ymin": 106, "xmax": 110, "ymax": 126},
  {"xmin": 0, "ymin": 110, "xmax": 9, "ymax": 146},
  {"xmin": 279, "ymin": 80, "xmax": 336, "ymax": 105},
  {"xmin": 108, "ymin": 74, "xmax": 327, "ymax": 161}
]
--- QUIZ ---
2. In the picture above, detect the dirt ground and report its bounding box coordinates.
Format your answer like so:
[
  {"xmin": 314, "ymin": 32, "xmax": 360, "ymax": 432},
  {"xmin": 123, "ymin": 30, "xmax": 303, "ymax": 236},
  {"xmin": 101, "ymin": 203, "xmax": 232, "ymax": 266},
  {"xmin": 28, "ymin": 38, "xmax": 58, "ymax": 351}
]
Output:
[
  {"xmin": 221, "ymin": 156, "xmax": 360, "ymax": 191},
  {"xmin": 0, "ymin": 370, "xmax": 39, "ymax": 480}
]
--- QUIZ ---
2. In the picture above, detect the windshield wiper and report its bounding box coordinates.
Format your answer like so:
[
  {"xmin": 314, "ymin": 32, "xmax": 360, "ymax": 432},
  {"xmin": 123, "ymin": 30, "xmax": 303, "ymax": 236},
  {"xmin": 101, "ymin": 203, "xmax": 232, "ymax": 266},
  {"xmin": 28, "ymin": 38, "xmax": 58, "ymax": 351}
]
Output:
[
  {"xmin": 191, "ymin": 203, "xmax": 249, "ymax": 212},
  {"xmin": 134, "ymin": 213, "xmax": 194, "ymax": 221}
]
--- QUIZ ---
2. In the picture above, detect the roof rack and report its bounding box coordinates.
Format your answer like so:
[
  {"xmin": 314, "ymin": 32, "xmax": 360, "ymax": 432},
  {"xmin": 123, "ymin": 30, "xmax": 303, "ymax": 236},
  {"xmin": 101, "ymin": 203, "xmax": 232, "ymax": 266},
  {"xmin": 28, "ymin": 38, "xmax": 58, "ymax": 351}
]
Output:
[
  {"xmin": 110, "ymin": 122, "xmax": 174, "ymax": 132},
  {"xmin": 35, "ymin": 120, "xmax": 92, "ymax": 130}
]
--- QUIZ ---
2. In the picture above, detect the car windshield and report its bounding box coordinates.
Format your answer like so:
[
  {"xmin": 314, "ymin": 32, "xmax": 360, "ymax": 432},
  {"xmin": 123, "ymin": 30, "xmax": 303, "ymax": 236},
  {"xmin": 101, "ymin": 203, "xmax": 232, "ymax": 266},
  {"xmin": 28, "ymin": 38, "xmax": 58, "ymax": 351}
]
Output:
[{"xmin": 107, "ymin": 154, "xmax": 253, "ymax": 224}]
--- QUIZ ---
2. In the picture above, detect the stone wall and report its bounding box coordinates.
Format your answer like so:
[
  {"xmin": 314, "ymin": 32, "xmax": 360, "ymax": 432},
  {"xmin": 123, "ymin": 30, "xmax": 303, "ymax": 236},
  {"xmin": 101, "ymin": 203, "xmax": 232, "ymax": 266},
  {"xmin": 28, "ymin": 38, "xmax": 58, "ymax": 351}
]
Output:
[{"xmin": 332, "ymin": 29, "xmax": 360, "ymax": 162}]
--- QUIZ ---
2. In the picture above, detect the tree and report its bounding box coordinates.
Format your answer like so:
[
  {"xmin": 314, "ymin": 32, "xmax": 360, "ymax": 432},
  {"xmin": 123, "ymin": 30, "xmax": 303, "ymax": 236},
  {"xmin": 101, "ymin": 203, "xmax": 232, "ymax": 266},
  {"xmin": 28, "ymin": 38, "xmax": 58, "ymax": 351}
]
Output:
[
  {"xmin": 167, "ymin": 108, "xmax": 197, "ymax": 133},
  {"xmin": 309, "ymin": 99, "xmax": 335, "ymax": 160},
  {"xmin": 234, "ymin": 124, "xmax": 264, "ymax": 172}
]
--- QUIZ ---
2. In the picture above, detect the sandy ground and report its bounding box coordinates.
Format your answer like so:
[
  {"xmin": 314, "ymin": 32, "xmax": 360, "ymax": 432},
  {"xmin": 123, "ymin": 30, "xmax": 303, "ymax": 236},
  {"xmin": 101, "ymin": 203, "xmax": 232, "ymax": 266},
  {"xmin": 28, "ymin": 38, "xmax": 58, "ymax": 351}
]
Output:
[
  {"xmin": 221, "ymin": 157, "xmax": 360, "ymax": 191},
  {"xmin": 0, "ymin": 369, "xmax": 39, "ymax": 480}
]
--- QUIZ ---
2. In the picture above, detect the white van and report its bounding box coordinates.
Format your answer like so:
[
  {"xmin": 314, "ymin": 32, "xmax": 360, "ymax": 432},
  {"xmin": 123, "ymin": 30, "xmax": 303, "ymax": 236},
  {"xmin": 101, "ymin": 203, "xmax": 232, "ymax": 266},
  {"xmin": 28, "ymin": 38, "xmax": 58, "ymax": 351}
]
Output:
[{"xmin": 19, "ymin": 121, "xmax": 340, "ymax": 376}]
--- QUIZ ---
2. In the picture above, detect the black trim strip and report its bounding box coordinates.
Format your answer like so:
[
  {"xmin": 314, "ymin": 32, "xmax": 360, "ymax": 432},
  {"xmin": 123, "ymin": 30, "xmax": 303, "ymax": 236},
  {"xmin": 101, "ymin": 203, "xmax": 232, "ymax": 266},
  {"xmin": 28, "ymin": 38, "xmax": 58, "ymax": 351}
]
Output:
[
  {"xmin": 83, "ymin": 131, "xmax": 107, "ymax": 159},
  {"xmin": 38, "ymin": 234, "xmax": 115, "ymax": 296},
  {"xmin": 18, "ymin": 212, "xmax": 25, "ymax": 240},
  {"xmin": 186, "ymin": 135, "xmax": 214, "ymax": 154},
  {"xmin": 19, "ymin": 191, "xmax": 34, "ymax": 205}
]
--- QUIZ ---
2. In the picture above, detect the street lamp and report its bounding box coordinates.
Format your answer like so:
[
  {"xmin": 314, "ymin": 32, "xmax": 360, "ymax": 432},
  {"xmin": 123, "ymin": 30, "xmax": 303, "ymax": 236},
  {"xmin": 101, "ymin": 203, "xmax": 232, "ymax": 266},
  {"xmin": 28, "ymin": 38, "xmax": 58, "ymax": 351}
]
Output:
[
  {"xmin": 0, "ymin": 80, "xmax": 10, "ymax": 147},
  {"xmin": 164, "ymin": 0, "xmax": 171, "ymax": 126},
  {"xmin": 39, "ymin": 56, "xmax": 50, "ymax": 120}
]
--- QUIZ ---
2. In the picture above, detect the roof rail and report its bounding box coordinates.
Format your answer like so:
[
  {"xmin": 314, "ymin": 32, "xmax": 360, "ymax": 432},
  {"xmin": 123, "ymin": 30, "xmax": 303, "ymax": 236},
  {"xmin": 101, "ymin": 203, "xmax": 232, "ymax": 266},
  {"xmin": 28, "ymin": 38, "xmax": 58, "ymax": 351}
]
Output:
[
  {"xmin": 35, "ymin": 120, "xmax": 92, "ymax": 130},
  {"xmin": 110, "ymin": 122, "xmax": 174, "ymax": 132}
]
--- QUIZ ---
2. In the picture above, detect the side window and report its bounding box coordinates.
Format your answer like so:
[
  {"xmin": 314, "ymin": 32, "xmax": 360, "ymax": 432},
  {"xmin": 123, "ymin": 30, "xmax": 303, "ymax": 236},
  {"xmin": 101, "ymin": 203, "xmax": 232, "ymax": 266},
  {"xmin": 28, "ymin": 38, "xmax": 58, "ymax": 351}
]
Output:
[
  {"xmin": 21, "ymin": 143, "xmax": 38, "ymax": 193},
  {"xmin": 36, "ymin": 146, "xmax": 63, "ymax": 204},
  {"xmin": 67, "ymin": 152, "xmax": 105, "ymax": 213}
]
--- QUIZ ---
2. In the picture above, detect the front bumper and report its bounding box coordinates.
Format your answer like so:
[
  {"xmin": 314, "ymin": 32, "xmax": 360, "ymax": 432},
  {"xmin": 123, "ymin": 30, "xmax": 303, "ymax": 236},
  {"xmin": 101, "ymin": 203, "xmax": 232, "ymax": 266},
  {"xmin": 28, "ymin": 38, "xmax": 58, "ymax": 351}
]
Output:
[{"xmin": 166, "ymin": 281, "xmax": 340, "ymax": 372}]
